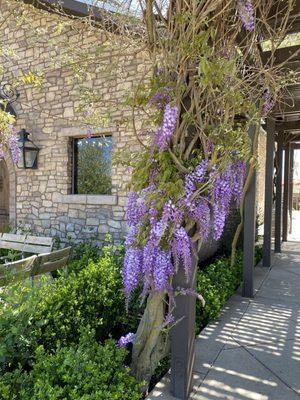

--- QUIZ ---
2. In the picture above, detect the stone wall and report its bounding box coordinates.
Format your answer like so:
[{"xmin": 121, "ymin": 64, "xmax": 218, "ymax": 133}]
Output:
[{"xmin": 1, "ymin": 0, "xmax": 144, "ymax": 244}]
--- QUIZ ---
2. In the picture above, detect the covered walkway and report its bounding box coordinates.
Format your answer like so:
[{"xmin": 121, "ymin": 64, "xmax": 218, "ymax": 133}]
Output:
[{"xmin": 149, "ymin": 241, "xmax": 300, "ymax": 399}]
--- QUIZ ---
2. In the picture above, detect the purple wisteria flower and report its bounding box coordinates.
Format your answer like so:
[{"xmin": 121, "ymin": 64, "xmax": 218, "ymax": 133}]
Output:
[
  {"xmin": 153, "ymin": 103, "xmax": 178, "ymax": 151},
  {"xmin": 262, "ymin": 90, "xmax": 275, "ymax": 116},
  {"xmin": 211, "ymin": 165, "xmax": 233, "ymax": 240},
  {"xmin": 162, "ymin": 313, "xmax": 175, "ymax": 328},
  {"xmin": 153, "ymin": 249, "xmax": 174, "ymax": 291},
  {"xmin": 184, "ymin": 160, "xmax": 208, "ymax": 204},
  {"xmin": 0, "ymin": 144, "xmax": 4, "ymax": 159},
  {"xmin": 126, "ymin": 191, "xmax": 147, "ymax": 227},
  {"xmin": 117, "ymin": 332, "xmax": 136, "ymax": 348},
  {"xmin": 8, "ymin": 134, "xmax": 21, "ymax": 164},
  {"xmin": 172, "ymin": 226, "xmax": 192, "ymax": 278},
  {"xmin": 122, "ymin": 248, "xmax": 143, "ymax": 298},
  {"xmin": 237, "ymin": 0, "xmax": 255, "ymax": 32},
  {"xmin": 231, "ymin": 161, "xmax": 247, "ymax": 206},
  {"xmin": 149, "ymin": 90, "xmax": 171, "ymax": 110},
  {"xmin": 192, "ymin": 198, "xmax": 211, "ymax": 241}
]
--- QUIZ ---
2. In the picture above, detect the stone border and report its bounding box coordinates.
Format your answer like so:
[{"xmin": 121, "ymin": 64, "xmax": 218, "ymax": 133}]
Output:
[{"xmin": 52, "ymin": 193, "xmax": 118, "ymax": 206}]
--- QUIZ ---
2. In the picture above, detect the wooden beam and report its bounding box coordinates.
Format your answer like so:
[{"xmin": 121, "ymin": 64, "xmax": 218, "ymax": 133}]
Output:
[
  {"xmin": 276, "ymin": 120, "xmax": 300, "ymax": 131},
  {"xmin": 275, "ymin": 135, "xmax": 284, "ymax": 253},
  {"xmin": 263, "ymin": 118, "xmax": 275, "ymax": 268},
  {"xmin": 277, "ymin": 133, "xmax": 300, "ymax": 142},
  {"xmin": 267, "ymin": 1, "xmax": 300, "ymax": 34},
  {"xmin": 262, "ymin": 45, "xmax": 300, "ymax": 66},
  {"xmin": 275, "ymin": 98, "xmax": 300, "ymax": 116},
  {"xmin": 170, "ymin": 247, "xmax": 197, "ymax": 400},
  {"xmin": 282, "ymin": 143, "xmax": 291, "ymax": 241},
  {"xmin": 291, "ymin": 143, "xmax": 300, "ymax": 149},
  {"xmin": 289, "ymin": 147, "xmax": 294, "ymax": 234},
  {"xmin": 242, "ymin": 126, "xmax": 257, "ymax": 298},
  {"xmin": 268, "ymin": 1, "xmax": 300, "ymax": 20}
]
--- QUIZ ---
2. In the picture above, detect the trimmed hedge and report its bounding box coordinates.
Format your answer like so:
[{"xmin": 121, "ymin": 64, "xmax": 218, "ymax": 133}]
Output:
[
  {"xmin": 0, "ymin": 244, "xmax": 129, "ymax": 372},
  {"xmin": 0, "ymin": 330, "xmax": 142, "ymax": 400},
  {"xmin": 196, "ymin": 245, "xmax": 263, "ymax": 334}
]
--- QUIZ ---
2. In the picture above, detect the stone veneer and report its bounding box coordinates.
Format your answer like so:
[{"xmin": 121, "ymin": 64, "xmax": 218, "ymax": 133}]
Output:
[{"xmin": 1, "ymin": 0, "xmax": 145, "ymax": 244}]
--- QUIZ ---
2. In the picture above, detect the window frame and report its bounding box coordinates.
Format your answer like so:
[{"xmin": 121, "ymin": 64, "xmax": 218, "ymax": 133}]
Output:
[{"xmin": 70, "ymin": 135, "xmax": 112, "ymax": 196}]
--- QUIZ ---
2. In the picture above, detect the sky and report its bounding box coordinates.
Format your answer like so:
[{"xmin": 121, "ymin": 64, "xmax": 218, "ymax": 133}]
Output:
[{"xmin": 294, "ymin": 150, "xmax": 300, "ymax": 181}]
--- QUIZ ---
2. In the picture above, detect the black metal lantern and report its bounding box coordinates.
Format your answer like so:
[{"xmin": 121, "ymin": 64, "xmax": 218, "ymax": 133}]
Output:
[{"xmin": 17, "ymin": 129, "xmax": 39, "ymax": 169}]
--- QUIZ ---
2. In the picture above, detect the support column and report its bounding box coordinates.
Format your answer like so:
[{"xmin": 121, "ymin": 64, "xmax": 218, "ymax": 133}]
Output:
[
  {"xmin": 289, "ymin": 146, "xmax": 294, "ymax": 235},
  {"xmin": 242, "ymin": 125, "xmax": 257, "ymax": 298},
  {"xmin": 263, "ymin": 118, "xmax": 275, "ymax": 268},
  {"xmin": 282, "ymin": 142, "xmax": 291, "ymax": 241},
  {"xmin": 275, "ymin": 134, "xmax": 283, "ymax": 253},
  {"xmin": 170, "ymin": 248, "xmax": 197, "ymax": 400}
]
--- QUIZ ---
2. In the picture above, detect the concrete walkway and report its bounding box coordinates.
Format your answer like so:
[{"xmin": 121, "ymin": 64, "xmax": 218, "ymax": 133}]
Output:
[{"xmin": 148, "ymin": 242, "xmax": 300, "ymax": 400}]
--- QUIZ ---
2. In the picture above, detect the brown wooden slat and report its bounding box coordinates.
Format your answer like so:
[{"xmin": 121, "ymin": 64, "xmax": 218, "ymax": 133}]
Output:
[
  {"xmin": 1, "ymin": 233, "xmax": 26, "ymax": 243},
  {"xmin": 38, "ymin": 256, "xmax": 70, "ymax": 274},
  {"xmin": 0, "ymin": 241, "xmax": 25, "ymax": 251},
  {"xmin": 25, "ymin": 235, "xmax": 53, "ymax": 246},
  {"xmin": 23, "ymin": 244, "xmax": 52, "ymax": 254},
  {"xmin": 36, "ymin": 247, "xmax": 71, "ymax": 274},
  {"xmin": 0, "ymin": 255, "xmax": 37, "ymax": 285},
  {"xmin": 262, "ymin": 45, "xmax": 300, "ymax": 66}
]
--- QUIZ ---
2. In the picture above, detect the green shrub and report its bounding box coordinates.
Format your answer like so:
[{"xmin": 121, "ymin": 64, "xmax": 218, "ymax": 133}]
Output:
[
  {"xmin": 255, "ymin": 245, "xmax": 263, "ymax": 265},
  {"xmin": 196, "ymin": 251, "xmax": 243, "ymax": 333},
  {"xmin": 66, "ymin": 242, "xmax": 101, "ymax": 275},
  {"xmin": 0, "ymin": 244, "xmax": 130, "ymax": 372},
  {"xmin": 0, "ymin": 330, "xmax": 142, "ymax": 400}
]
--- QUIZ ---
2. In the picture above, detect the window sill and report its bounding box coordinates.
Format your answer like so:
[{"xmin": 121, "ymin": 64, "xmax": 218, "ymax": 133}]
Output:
[{"xmin": 53, "ymin": 193, "xmax": 118, "ymax": 206}]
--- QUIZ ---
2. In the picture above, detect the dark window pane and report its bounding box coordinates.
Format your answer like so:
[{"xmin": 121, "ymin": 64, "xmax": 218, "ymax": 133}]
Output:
[{"xmin": 74, "ymin": 136, "xmax": 112, "ymax": 195}]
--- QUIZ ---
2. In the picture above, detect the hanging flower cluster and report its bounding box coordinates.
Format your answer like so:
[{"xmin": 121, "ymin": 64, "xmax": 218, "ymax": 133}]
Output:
[
  {"xmin": 118, "ymin": 332, "xmax": 136, "ymax": 348},
  {"xmin": 262, "ymin": 90, "xmax": 275, "ymax": 116},
  {"xmin": 237, "ymin": 0, "xmax": 255, "ymax": 32},
  {"xmin": 152, "ymin": 103, "xmax": 178, "ymax": 151},
  {"xmin": 8, "ymin": 132, "xmax": 21, "ymax": 164},
  {"xmin": 122, "ymin": 98, "xmax": 247, "ymax": 300},
  {"xmin": 0, "ymin": 108, "xmax": 20, "ymax": 164}
]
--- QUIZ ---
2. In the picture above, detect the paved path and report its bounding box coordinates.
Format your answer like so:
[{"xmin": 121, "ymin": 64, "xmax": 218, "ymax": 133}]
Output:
[{"xmin": 148, "ymin": 242, "xmax": 300, "ymax": 400}]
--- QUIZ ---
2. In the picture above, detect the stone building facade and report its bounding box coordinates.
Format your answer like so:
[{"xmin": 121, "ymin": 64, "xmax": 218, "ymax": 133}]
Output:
[
  {"xmin": 0, "ymin": 0, "xmax": 145, "ymax": 244},
  {"xmin": 0, "ymin": 0, "xmax": 267, "ymax": 245}
]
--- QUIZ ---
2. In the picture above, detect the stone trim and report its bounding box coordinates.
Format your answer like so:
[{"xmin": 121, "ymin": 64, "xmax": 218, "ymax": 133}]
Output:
[
  {"xmin": 52, "ymin": 193, "xmax": 118, "ymax": 206},
  {"xmin": 60, "ymin": 126, "xmax": 117, "ymax": 138}
]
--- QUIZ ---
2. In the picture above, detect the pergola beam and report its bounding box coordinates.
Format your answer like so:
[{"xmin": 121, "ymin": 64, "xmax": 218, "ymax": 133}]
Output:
[
  {"xmin": 242, "ymin": 126, "xmax": 257, "ymax": 298},
  {"xmin": 282, "ymin": 143, "xmax": 291, "ymax": 241},
  {"xmin": 274, "ymin": 99, "xmax": 300, "ymax": 116},
  {"xmin": 262, "ymin": 45, "xmax": 300, "ymax": 66},
  {"xmin": 289, "ymin": 147, "xmax": 294, "ymax": 234},
  {"xmin": 275, "ymin": 135, "xmax": 284, "ymax": 253},
  {"xmin": 276, "ymin": 121, "xmax": 300, "ymax": 131},
  {"xmin": 268, "ymin": 1, "xmax": 300, "ymax": 22},
  {"xmin": 263, "ymin": 118, "xmax": 275, "ymax": 267}
]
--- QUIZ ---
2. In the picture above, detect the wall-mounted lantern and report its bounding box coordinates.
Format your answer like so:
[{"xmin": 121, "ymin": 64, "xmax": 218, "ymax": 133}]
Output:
[{"xmin": 17, "ymin": 129, "xmax": 39, "ymax": 169}]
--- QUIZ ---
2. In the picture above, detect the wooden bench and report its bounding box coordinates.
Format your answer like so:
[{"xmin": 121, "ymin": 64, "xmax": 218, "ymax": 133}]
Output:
[
  {"xmin": 0, "ymin": 233, "xmax": 54, "ymax": 261},
  {"xmin": 0, "ymin": 247, "xmax": 72, "ymax": 286}
]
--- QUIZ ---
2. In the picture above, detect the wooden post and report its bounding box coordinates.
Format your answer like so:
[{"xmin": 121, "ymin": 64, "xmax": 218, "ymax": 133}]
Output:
[
  {"xmin": 263, "ymin": 118, "xmax": 275, "ymax": 268},
  {"xmin": 275, "ymin": 134, "xmax": 283, "ymax": 253},
  {"xmin": 242, "ymin": 126, "xmax": 257, "ymax": 298},
  {"xmin": 283, "ymin": 142, "xmax": 290, "ymax": 242},
  {"xmin": 170, "ymin": 248, "xmax": 198, "ymax": 400},
  {"xmin": 289, "ymin": 146, "xmax": 294, "ymax": 235}
]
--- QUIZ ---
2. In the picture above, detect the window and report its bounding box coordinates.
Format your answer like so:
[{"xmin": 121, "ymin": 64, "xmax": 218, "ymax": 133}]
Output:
[{"xmin": 72, "ymin": 136, "xmax": 112, "ymax": 195}]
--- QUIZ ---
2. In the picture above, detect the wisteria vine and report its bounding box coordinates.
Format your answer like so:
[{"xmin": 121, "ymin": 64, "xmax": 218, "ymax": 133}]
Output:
[{"xmin": 122, "ymin": 100, "xmax": 247, "ymax": 302}]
